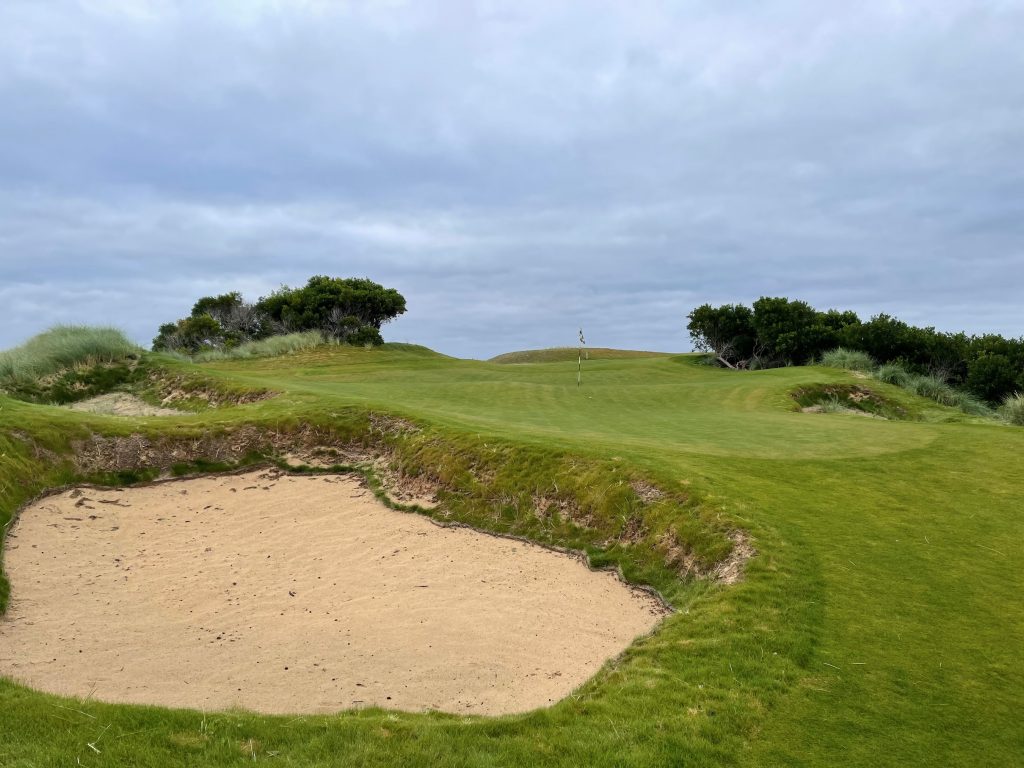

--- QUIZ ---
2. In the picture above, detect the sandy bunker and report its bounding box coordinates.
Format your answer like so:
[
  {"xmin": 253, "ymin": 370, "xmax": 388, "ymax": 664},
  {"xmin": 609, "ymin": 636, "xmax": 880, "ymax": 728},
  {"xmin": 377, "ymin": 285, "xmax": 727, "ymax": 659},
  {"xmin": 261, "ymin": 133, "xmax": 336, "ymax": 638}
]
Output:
[{"xmin": 0, "ymin": 469, "xmax": 666, "ymax": 716}]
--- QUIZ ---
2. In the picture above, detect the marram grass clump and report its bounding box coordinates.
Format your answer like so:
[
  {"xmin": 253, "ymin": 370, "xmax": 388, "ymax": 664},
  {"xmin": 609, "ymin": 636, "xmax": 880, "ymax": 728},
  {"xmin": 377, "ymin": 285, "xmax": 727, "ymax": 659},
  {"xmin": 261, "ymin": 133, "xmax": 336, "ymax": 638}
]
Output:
[
  {"xmin": 905, "ymin": 374, "xmax": 958, "ymax": 406},
  {"xmin": 1001, "ymin": 392, "xmax": 1024, "ymax": 425},
  {"xmin": 189, "ymin": 331, "xmax": 328, "ymax": 362},
  {"xmin": 0, "ymin": 325, "xmax": 140, "ymax": 384},
  {"xmin": 820, "ymin": 347, "xmax": 876, "ymax": 372},
  {"xmin": 875, "ymin": 362, "xmax": 912, "ymax": 387}
]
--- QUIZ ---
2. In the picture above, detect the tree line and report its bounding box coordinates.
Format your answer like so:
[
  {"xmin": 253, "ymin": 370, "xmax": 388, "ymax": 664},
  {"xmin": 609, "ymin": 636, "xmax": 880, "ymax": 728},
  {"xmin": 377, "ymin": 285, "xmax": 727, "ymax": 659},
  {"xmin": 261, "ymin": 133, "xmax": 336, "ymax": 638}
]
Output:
[
  {"xmin": 153, "ymin": 276, "xmax": 406, "ymax": 353},
  {"xmin": 687, "ymin": 298, "xmax": 1024, "ymax": 403}
]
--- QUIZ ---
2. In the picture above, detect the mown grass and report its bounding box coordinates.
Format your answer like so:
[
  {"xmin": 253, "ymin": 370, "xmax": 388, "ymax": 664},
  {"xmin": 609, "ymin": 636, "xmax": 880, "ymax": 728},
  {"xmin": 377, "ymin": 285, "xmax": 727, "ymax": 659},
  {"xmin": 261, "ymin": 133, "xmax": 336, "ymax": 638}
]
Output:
[
  {"xmin": 1, "ymin": 344, "xmax": 1022, "ymax": 767},
  {"xmin": 489, "ymin": 347, "xmax": 672, "ymax": 364}
]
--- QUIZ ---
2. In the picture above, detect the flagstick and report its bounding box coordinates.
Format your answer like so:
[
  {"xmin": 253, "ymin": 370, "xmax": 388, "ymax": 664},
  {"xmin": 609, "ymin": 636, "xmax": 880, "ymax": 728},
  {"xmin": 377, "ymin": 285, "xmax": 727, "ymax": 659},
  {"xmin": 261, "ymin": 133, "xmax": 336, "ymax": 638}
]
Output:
[{"xmin": 577, "ymin": 327, "xmax": 585, "ymax": 388}]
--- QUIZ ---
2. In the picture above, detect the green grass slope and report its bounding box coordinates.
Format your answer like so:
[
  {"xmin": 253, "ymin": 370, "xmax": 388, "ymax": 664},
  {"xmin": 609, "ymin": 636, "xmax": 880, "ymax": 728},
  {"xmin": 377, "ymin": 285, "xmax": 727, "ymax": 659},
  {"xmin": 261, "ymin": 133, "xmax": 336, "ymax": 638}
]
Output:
[
  {"xmin": 489, "ymin": 347, "xmax": 673, "ymax": 363},
  {"xmin": 1, "ymin": 345, "xmax": 1021, "ymax": 767}
]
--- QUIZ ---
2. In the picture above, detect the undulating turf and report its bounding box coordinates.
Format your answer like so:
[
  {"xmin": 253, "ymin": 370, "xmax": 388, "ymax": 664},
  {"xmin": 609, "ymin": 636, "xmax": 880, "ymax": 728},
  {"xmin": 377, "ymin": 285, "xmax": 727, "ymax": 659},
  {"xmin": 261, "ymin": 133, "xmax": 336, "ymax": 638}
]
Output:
[{"xmin": 1, "ymin": 343, "xmax": 1021, "ymax": 767}]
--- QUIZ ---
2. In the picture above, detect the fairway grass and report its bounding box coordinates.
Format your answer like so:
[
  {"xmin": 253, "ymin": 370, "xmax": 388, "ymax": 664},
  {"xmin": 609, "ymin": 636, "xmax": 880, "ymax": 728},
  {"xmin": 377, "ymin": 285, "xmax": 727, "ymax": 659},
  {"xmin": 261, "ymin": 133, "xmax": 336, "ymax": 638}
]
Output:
[{"xmin": 1, "ymin": 345, "xmax": 1021, "ymax": 767}]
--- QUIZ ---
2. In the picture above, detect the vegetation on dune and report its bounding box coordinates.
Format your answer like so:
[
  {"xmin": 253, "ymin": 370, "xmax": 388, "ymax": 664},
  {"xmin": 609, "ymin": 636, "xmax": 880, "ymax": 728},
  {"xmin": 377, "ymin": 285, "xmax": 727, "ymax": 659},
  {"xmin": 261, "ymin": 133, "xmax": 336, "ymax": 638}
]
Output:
[
  {"xmin": 1, "ymin": 342, "xmax": 1023, "ymax": 766},
  {"xmin": 0, "ymin": 326, "xmax": 140, "ymax": 384},
  {"xmin": 183, "ymin": 331, "xmax": 327, "ymax": 362},
  {"xmin": 688, "ymin": 297, "xmax": 1024, "ymax": 406},
  {"xmin": 1001, "ymin": 391, "xmax": 1024, "ymax": 425},
  {"xmin": 791, "ymin": 383, "xmax": 907, "ymax": 420},
  {"xmin": 875, "ymin": 360, "xmax": 912, "ymax": 387},
  {"xmin": 0, "ymin": 326, "xmax": 143, "ymax": 404},
  {"xmin": 153, "ymin": 276, "xmax": 407, "ymax": 354},
  {"xmin": 818, "ymin": 347, "xmax": 875, "ymax": 372}
]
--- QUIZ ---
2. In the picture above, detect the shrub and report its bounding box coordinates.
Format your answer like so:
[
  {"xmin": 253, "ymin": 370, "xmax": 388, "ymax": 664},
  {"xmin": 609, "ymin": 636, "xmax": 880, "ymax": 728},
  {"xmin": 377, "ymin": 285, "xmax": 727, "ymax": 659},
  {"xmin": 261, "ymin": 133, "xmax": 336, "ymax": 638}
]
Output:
[
  {"xmin": 875, "ymin": 362, "xmax": 912, "ymax": 387},
  {"xmin": 256, "ymin": 276, "xmax": 406, "ymax": 343},
  {"xmin": 686, "ymin": 304, "xmax": 756, "ymax": 366},
  {"xmin": 820, "ymin": 347, "xmax": 876, "ymax": 372},
  {"xmin": 1000, "ymin": 393, "xmax": 1024, "ymax": 426},
  {"xmin": 966, "ymin": 354, "xmax": 1020, "ymax": 404},
  {"xmin": 0, "ymin": 326, "xmax": 140, "ymax": 385},
  {"xmin": 155, "ymin": 276, "xmax": 406, "ymax": 353}
]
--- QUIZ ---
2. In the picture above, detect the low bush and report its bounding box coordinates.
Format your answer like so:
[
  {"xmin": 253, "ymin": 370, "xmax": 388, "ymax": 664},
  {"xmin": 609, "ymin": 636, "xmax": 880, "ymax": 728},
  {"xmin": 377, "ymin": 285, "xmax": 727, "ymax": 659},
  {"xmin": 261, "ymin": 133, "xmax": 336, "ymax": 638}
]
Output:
[
  {"xmin": 1001, "ymin": 393, "xmax": 1024, "ymax": 425},
  {"xmin": 966, "ymin": 354, "xmax": 1020, "ymax": 403},
  {"xmin": 820, "ymin": 347, "xmax": 876, "ymax": 372}
]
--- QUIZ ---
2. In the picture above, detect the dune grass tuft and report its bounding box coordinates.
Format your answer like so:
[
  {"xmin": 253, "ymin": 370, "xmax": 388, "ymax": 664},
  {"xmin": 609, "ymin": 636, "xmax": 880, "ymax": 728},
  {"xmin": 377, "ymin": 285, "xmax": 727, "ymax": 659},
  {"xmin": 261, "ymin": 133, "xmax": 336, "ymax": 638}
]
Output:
[
  {"xmin": 0, "ymin": 326, "xmax": 140, "ymax": 385},
  {"xmin": 875, "ymin": 362, "xmax": 911, "ymax": 387},
  {"xmin": 946, "ymin": 390, "xmax": 995, "ymax": 417},
  {"xmin": 1000, "ymin": 392, "xmax": 1024, "ymax": 425},
  {"xmin": 819, "ymin": 347, "xmax": 876, "ymax": 372},
  {"xmin": 905, "ymin": 374, "xmax": 958, "ymax": 406},
  {"xmin": 190, "ymin": 331, "xmax": 328, "ymax": 362}
]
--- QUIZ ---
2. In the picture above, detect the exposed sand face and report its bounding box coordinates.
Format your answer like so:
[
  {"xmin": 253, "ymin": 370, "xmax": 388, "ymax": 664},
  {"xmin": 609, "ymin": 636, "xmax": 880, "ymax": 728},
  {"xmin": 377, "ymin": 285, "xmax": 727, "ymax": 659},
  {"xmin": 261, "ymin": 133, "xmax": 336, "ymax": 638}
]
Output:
[
  {"xmin": 66, "ymin": 393, "xmax": 180, "ymax": 417},
  {"xmin": 0, "ymin": 470, "xmax": 667, "ymax": 716}
]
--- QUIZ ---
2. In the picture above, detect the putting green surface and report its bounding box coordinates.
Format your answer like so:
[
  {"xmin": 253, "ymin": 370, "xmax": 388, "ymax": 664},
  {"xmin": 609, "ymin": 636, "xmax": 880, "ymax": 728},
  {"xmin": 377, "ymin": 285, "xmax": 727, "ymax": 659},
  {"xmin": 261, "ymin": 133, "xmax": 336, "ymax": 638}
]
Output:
[{"xmin": 1, "ymin": 345, "xmax": 1021, "ymax": 767}]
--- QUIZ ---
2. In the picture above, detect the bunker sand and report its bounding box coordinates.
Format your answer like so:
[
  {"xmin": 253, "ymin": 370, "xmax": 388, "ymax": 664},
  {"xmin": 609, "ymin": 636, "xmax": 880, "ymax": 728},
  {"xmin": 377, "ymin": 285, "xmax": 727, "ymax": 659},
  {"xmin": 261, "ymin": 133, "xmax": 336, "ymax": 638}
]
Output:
[{"xmin": 0, "ymin": 470, "xmax": 666, "ymax": 715}]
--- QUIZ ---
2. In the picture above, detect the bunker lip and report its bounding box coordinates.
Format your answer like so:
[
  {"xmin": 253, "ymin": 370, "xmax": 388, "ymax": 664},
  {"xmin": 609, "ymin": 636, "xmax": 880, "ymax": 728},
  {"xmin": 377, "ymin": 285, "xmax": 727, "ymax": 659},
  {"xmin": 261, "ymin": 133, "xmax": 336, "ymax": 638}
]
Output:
[{"xmin": 0, "ymin": 469, "xmax": 669, "ymax": 717}]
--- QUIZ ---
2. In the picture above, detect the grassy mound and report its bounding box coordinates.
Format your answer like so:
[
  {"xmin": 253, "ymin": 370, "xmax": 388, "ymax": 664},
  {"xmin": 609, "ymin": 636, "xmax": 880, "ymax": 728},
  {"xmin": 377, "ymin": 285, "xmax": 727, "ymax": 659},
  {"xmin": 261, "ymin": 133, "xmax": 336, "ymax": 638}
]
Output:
[
  {"xmin": 819, "ymin": 347, "xmax": 876, "ymax": 372},
  {"xmin": 0, "ymin": 326, "xmax": 142, "ymax": 404},
  {"xmin": 0, "ymin": 326, "xmax": 140, "ymax": 383},
  {"xmin": 490, "ymin": 347, "xmax": 673, "ymax": 364},
  {"xmin": 1, "ymin": 343, "xmax": 1022, "ymax": 767},
  {"xmin": 792, "ymin": 383, "xmax": 906, "ymax": 419}
]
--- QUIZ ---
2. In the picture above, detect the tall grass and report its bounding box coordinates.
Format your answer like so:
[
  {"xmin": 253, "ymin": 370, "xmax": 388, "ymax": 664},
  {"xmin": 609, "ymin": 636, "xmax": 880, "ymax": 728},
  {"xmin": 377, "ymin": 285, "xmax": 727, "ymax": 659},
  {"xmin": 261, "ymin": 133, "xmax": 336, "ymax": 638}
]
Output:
[
  {"xmin": 1001, "ymin": 393, "xmax": 1024, "ymax": 425},
  {"xmin": 869, "ymin": 364, "xmax": 993, "ymax": 417},
  {"xmin": 0, "ymin": 326, "xmax": 140, "ymax": 385},
  {"xmin": 190, "ymin": 331, "xmax": 327, "ymax": 362},
  {"xmin": 898, "ymin": 374, "xmax": 994, "ymax": 417},
  {"xmin": 904, "ymin": 374, "xmax": 957, "ymax": 406},
  {"xmin": 820, "ymin": 347, "xmax": 876, "ymax": 372},
  {"xmin": 875, "ymin": 362, "xmax": 911, "ymax": 387}
]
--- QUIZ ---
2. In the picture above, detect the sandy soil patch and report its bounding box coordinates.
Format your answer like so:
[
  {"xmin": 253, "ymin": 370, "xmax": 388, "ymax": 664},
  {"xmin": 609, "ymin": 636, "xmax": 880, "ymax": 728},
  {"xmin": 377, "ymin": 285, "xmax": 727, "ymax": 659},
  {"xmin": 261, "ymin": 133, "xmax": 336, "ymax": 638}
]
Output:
[
  {"xmin": 66, "ymin": 393, "xmax": 181, "ymax": 417},
  {"xmin": 0, "ymin": 470, "xmax": 666, "ymax": 716}
]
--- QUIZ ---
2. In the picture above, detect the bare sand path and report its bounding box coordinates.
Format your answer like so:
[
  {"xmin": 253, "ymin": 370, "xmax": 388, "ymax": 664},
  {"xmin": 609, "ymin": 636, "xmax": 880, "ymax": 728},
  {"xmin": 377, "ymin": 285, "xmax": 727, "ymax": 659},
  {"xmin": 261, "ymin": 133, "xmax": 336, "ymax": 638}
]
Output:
[{"xmin": 0, "ymin": 470, "xmax": 666, "ymax": 715}]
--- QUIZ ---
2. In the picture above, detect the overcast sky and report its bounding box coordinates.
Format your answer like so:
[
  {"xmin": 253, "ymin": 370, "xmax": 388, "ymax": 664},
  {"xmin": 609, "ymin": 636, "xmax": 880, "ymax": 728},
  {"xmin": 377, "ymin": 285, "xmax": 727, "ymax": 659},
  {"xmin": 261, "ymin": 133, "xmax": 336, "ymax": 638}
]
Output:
[{"xmin": 1, "ymin": 1, "xmax": 1022, "ymax": 358}]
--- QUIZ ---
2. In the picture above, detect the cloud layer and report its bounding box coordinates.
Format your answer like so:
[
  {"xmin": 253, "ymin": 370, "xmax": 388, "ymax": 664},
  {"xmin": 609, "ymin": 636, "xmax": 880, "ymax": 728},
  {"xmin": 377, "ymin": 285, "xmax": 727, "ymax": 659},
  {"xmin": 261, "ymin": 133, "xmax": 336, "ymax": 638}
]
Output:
[{"xmin": 2, "ymin": 1, "xmax": 1022, "ymax": 357}]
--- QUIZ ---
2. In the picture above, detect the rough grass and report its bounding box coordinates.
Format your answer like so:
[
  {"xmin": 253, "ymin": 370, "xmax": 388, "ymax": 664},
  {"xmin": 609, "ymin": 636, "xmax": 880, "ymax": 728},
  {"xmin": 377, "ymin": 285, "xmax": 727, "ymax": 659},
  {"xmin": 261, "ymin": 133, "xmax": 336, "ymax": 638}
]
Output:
[
  {"xmin": 791, "ymin": 383, "xmax": 905, "ymax": 419},
  {"xmin": 0, "ymin": 326, "xmax": 140, "ymax": 385},
  {"xmin": 1001, "ymin": 392, "xmax": 1024, "ymax": 425},
  {"xmin": 188, "ymin": 331, "xmax": 328, "ymax": 362},
  {"xmin": 874, "ymin": 361, "xmax": 912, "ymax": 387},
  {"xmin": 819, "ymin": 347, "xmax": 876, "ymax": 372},
  {"xmin": 1, "ymin": 347, "xmax": 1023, "ymax": 767}
]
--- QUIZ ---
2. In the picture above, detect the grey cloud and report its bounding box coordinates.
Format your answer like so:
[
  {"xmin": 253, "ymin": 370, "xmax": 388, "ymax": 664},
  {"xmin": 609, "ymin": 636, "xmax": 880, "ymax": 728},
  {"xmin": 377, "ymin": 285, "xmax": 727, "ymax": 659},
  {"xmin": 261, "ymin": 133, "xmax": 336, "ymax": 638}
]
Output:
[{"xmin": 0, "ymin": 0, "xmax": 1022, "ymax": 358}]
